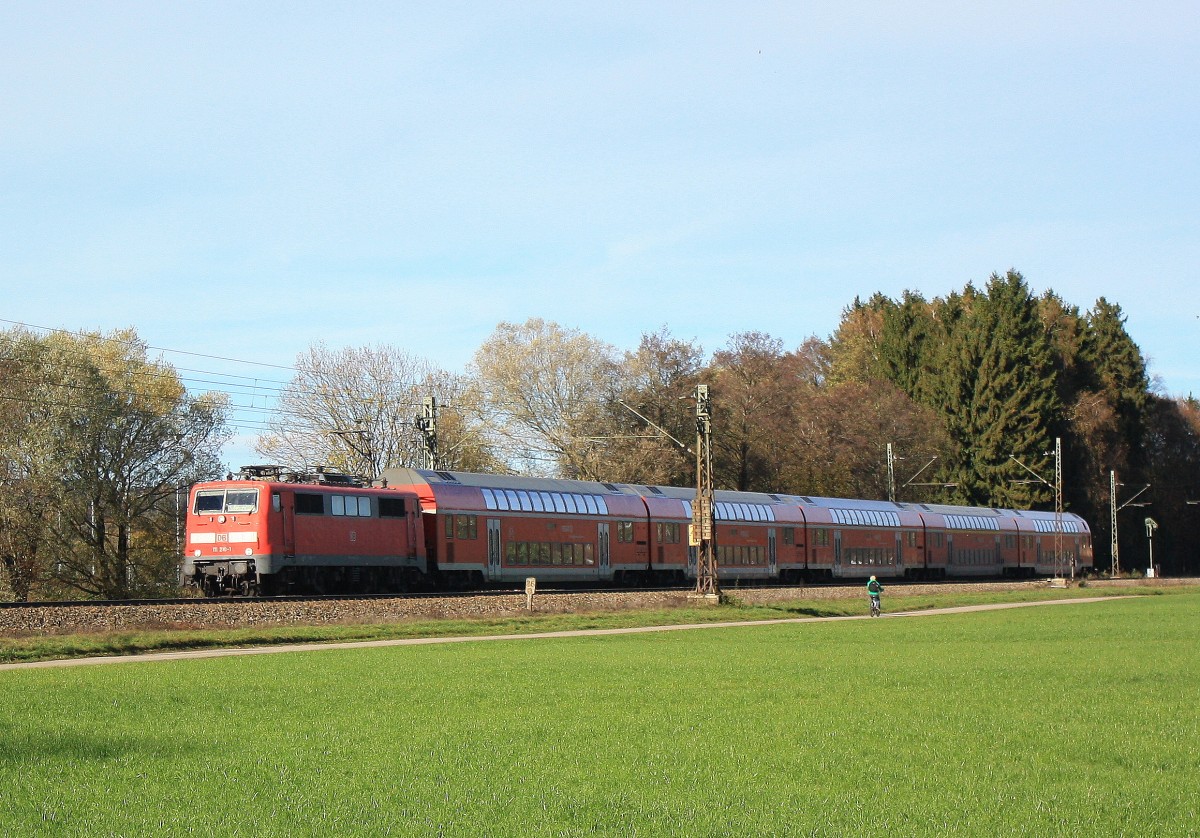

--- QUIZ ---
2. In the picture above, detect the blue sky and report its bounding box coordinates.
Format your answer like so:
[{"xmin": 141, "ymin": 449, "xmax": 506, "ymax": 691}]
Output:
[{"xmin": 3, "ymin": 2, "xmax": 1197, "ymax": 469}]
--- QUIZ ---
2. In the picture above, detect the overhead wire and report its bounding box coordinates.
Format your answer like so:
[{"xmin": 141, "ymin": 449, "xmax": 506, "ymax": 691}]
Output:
[{"xmin": 0, "ymin": 319, "xmax": 477, "ymax": 452}]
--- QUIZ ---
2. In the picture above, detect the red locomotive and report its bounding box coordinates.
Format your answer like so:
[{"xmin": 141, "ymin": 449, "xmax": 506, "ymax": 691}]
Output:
[{"xmin": 183, "ymin": 466, "xmax": 1093, "ymax": 595}]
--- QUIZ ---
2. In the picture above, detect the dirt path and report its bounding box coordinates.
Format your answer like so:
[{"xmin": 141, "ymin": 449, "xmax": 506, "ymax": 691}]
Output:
[{"xmin": 0, "ymin": 596, "xmax": 1124, "ymax": 671}]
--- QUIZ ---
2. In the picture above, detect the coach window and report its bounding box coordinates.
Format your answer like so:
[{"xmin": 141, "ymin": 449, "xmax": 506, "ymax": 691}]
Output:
[
  {"xmin": 457, "ymin": 514, "xmax": 477, "ymax": 540},
  {"xmin": 272, "ymin": 493, "xmax": 281, "ymax": 513},
  {"xmin": 783, "ymin": 528, "xmax": 794, "ymax": 546},
  {"xmin": 529, "ymin": 493, "xmax": 545, "ymax": 512}
]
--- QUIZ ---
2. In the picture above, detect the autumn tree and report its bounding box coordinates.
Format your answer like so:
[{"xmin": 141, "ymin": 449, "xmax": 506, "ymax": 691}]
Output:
[
  {"xmin": 705, "ymin": 332, "xmax": 816, "ymax": 492},
  {"xmin": 0, "ymin": 331, "xmax": 61, "ymax": 600},
  {"xmin": 585, "ymin": 328, "xmax": 702, "ymax": 486},
  {"xmin": 471, "ymin": 319, "xmax": 619, "ymax": 478},
  {"xmin": 0, "ymin": 327, "xmax": 228, "ymax": 599}
]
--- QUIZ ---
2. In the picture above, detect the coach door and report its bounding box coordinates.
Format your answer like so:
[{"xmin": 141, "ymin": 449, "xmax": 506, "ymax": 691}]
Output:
[
  {"xmin": 768, "ymin": 528, "xmax": 777, "ymax": 577},
  {"xmin": 486, "ymin": 518, "xmax": 502, "ymax": 581},
  {"xmin": 834, "ymin": 530, "xmax": 842, "ymax": 576},
  {"xmin": 598, "ymin": 523, "xmax": 610, "ymax": 580}
]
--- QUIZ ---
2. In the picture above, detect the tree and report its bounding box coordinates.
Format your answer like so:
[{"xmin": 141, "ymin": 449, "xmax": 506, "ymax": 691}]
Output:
[
  {"xmin": 588, "ymin": 328, "xmax": 703, "ymax": 486},
  {"xmin": 1141, "ymin": 395, "xmax": 1200, "ymax": 575},
  {"xmin": 707, "ymin": 332, "xmax": 812, "ymax": 492},
  {"xmin": 0, "ymin": 327, "xmax": 228, "ymax": 599},
  {"xmin": 255, "ymin": 343, "xmax": 495, "ymax": 478},
  {"xmin": 792, "ymin": 379, "xmax": 954, "ymax": 501},
  {"xmin": 0, "ymin": 330, "xmax": 61, "ymax": 600},
  {"xmin": 937, "ymin": 272, "xmax": 1060, "ymax": 507},
  {"xmin": 826, "ymin": 295, "xmax": 889, "ymax": 385},
  {"xmin": 1080, "ymin": 298, "xmax": 1150, "ymax": 467},
  {"xmin": 472, "ymin": 319, "xmax": 620, "ymax": 478}
]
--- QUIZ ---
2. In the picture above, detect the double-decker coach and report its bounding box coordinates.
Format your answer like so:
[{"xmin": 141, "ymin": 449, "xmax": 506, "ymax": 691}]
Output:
[
  {"xmin": 623, "ymin": 485, "xmax": 807, "ymax": 584},
  {"xmin": 382, "ymin": 468, "xmax": 654, "ymax": 586},
  {"xmin": 911, "ymin": 504, "xmax": 1011, "ymax": 578},
  {"xmin": 1012, "ymin": 508, "xmax": 1093, "ymax": 576},
  {"xmin": 788, "ymin": 496, "xmax": 926, "ymax": 580}
]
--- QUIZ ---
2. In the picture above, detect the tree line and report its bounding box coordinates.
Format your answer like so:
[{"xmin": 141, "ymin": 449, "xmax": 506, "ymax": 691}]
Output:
[{"xmin": 3, "ymin": 270, "xmax": 1197, "ymax": 598}]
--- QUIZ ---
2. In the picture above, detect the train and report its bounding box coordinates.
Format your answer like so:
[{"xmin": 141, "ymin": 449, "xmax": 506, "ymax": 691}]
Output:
[{"xmin": 182, "ymin": 465, "xmax": 1094, "ymax": 596}]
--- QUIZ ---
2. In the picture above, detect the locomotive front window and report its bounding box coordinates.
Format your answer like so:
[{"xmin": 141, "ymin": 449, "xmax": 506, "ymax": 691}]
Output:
[
  {"xmin": 226, "ymin": 490, "xmax": 259, "ymax": 513},
  {"xmin": 194, "ymin": 490, "xmax": 225, "ymax": 513},
  {"xmin": 194, "ymin": 488, "xmax": 259, "ymax": 514}
]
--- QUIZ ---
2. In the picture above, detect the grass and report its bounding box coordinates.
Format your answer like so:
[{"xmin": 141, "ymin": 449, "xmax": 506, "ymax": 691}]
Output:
[
  {"xmin": 0, "ymin": 583, "xmax": 1182, "ymax": 665},
  {"xmin": 0, "ymin": 591, "xmax": 1197, "ymax": 835}
]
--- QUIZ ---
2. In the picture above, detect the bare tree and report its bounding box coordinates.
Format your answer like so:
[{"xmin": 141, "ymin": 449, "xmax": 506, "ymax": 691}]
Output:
[{"xmin": 256, "ymin": 343, "xmax": 495, "ymax": 478}]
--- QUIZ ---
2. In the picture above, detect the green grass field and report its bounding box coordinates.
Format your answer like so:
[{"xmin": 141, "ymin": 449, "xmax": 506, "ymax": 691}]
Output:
[{"xmin": 1, "ymin": 593, "xmax": 1197, "ymax": 836}]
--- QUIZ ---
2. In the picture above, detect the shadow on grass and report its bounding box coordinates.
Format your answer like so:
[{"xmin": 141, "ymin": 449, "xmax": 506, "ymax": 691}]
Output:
[
  {"xmin": 0, "ymin": 720, "xmax": 201, "ymax": 766},
  {"xmin": 778, "ymin": 606, "xmax": 849, "ymax": 619}
]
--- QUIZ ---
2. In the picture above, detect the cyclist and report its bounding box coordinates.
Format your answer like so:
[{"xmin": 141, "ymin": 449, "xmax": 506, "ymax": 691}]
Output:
[{"xmin": 867, "ymin": 575, "xmax": 883, "ymax": 616}]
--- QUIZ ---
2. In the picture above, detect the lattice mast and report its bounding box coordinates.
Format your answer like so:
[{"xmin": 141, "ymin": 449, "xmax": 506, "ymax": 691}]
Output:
[
  {"xmin": 1109, "ymin": 469, "xmax": 1119, "ymax": 578},
  {"xmin": 1054, "ymin": 436, "xmax": 1066, "ymax": 579},
  {"xmin": 691, "ymin": 385, "xmax": 719, "ymax": 597}
]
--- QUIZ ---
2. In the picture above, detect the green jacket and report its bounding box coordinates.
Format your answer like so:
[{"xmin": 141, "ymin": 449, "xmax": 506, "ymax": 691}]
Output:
[{"xmin": 866, "ymin": 579, "xmax": 883, "ymax": 596}]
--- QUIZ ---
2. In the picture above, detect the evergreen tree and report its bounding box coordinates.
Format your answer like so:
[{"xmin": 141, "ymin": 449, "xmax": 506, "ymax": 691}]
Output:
[
  {"xmin": 1081, "ymin": 298, "xmax": 1150, "ymax": 467},
  {"xmin": 940, "ymin": 271, "xmax": 1060, "ymax": 507},
  {"xmin": 877, "ymin": 290, "xmax": 937, "ymax": 404}
]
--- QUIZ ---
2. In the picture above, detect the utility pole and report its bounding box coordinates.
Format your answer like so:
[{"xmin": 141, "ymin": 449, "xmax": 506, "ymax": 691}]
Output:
[
  {"xmin": 1109, "ymin": 470, "xmax": 1150, "ymax": 578},
  {"xmin": 886, "ymin": 443, "xmax": 896, "ymax": 503},
  {"xmin": 1054, "ymin": 436, "xmax": 1064, "ymax": 580},
  {"xmin": 690, "ymin": 384, "xmax": 719, "ymax": 599},
  {"xmin": 415, "ymin": 396, "xmax": 439, "ymax": 470},
  {"xmin": 1009, "ymin": 437, "xmax": 1067, "ymax": 580}
]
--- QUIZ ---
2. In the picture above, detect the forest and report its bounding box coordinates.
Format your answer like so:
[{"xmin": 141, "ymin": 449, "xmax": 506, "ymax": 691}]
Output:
[{"xmin": 3, "ymin": 270, "xmax": 1198, "ymax": 599}]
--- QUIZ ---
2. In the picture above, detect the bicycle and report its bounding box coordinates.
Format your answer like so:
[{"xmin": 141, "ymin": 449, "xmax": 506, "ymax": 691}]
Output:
[{"xmin": 869, "ymin": 595, "xmax": 881, "ymax": 617}]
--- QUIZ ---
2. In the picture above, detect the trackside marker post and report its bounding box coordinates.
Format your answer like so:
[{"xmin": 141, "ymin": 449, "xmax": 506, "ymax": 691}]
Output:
[{"xmin": 525, "ymin": 577, "xmax": 536, "ymax": 611}]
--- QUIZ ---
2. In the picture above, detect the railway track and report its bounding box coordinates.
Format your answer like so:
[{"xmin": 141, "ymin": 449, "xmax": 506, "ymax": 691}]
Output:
[{"xmin": 0, "ymin": 577, "xmax": 1035, "ymax": 611}]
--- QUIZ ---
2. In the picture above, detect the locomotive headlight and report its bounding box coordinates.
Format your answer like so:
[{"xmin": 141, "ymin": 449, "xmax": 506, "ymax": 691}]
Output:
[
  {"xmin": 218, "ymin": 515, "xmax": 226, "ymax": 524},
  {"xmin": 194, "ymin": 549, "xmax": 202, "ymax": 558},
  {"xmin": 245, "ymin": 548, "xmax": 253, "ymax": 556}
]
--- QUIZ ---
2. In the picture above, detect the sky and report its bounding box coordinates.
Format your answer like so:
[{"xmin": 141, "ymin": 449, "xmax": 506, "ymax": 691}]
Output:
[{"xmin": 3, "ymin": 2, "xmax": 1198, "ymax": 471}]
